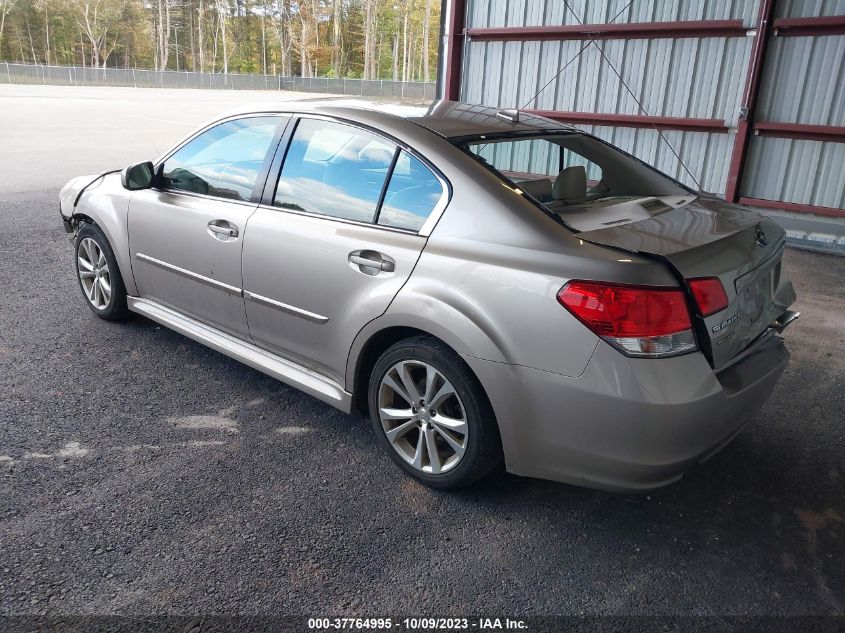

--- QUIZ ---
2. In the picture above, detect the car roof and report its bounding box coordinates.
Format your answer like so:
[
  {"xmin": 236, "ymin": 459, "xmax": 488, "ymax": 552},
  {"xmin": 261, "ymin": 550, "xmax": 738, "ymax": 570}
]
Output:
[
  {"xmin": 218, "ymin": 99, "xmax": 575, "ymax": 140},
  {"xmin": 405, "ymin": 100, "xmax": 578, "ymax": 139}
]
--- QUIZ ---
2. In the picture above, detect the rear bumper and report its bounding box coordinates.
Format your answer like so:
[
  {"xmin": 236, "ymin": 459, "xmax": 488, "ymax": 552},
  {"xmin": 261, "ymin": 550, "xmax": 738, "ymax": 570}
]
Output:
[{"xmin": 465, "ymin": 334, "xmax": 789, "ymax": 492}]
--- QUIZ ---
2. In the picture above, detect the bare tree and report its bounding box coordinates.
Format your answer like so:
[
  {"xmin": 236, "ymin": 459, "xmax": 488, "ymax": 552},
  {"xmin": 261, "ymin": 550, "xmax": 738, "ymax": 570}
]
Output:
[
  {"xmin": 216, "ymin": 0, "xmax": 228, "ymax": 74},
  {"xmin": 196, "ymin": 0, "xmax": 205, "ymax": 72},
  {"xmin": 259, "ymin": 0, "xmax": 267, "ymax": 74},
  {"xmin": 362, "ymin": 0, "xmax": 376, "ymax": 80},
  {"xmin": 407, "ymin": 20, "xmax": 414, "ymax": 80},
  {"xmin": 294, "ymin": 0, "xmax": 316, "ymax": 77},
  {"xmin": 37, "ymin": 0, "xmax": 51, "ymax": 65},
  {"xmin": 269, "ymin": 0, "xmax": 291, "ymax": 76},
  {"xmin": 330, "ymin": 0, "xmax": 341, "ymax": 77},
  {"xmin": 391, "ymin": 32, "xmax": 398, "ymax": 81},
  {"xmin": 298, "ymin": 7, "xmax": 310, "ymax": 76},
  {"xmin": 422, "ymin": 0, "xmax": 430, "ymax": 81},
  {"xmin": 101, "ymin": 32, "xmax": 118, "ymax": 65},
  {"xmin": 401, "ymin": 5, "xmax": 408, "ymax": 82},
  {"xmin": 155, "ymin": 0, "xmax": 171, "ymax": 70},
  {"xmin": 74, "ymin": 0, "xmax": 103, "ymax": 67},
  {"xmin": 25, "ymin": 12, "xmax": 37, "ymax": 64},
  {"xmin": 72, "ymin": 0, "xmax": 124, "ymax": 67},
  {"xmin": 0, "ymin": 0, "xmax": 17, "ymax": 55},
  {"xmin": 210, "ymin": 1, "xmax": 218, "ymax": 71},
  {"xmin": 188, "ymin": 0, "xmax": 196, "ymax": 71}
]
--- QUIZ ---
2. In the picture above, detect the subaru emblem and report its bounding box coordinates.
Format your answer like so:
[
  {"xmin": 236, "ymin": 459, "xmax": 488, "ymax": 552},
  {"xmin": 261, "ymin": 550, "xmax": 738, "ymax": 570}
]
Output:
[{"xmin": 755, "ymin": 228, "xmax": 769, "ymax": 248}]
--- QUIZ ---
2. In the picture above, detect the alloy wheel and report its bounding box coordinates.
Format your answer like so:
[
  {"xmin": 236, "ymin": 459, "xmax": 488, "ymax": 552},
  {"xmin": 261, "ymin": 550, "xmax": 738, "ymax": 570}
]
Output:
[
  {"xmin": 377, "ymin": 360, "xmax": 468, "ymax": 475},
  {"xmin": 77, "ymin": 237, "xmax": 112, "ymax": 310}
]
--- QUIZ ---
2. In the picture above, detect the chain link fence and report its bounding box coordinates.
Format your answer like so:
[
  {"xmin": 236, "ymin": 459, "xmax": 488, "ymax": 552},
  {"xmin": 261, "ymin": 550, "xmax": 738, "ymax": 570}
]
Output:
[{"xmin": 1, "ymin": 62, "xmax": 437, "ymax": 99}]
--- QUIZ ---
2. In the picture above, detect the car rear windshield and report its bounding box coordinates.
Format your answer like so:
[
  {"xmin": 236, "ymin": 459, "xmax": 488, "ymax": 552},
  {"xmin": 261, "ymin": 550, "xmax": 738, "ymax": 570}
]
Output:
[{"xmin": 458, "ymin": 132, "xmax": 690, "ymax": 207}]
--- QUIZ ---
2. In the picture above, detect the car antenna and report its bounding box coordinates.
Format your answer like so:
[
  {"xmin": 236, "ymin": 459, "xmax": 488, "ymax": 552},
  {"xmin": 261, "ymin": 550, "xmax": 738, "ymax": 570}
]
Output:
[
  {"xmin": 496, "ymin": 109, "xmax": 520, "ymax": 123},
  {"xmin": 522, "ymin": 0, "xmax": 704, "ymax": 192}
]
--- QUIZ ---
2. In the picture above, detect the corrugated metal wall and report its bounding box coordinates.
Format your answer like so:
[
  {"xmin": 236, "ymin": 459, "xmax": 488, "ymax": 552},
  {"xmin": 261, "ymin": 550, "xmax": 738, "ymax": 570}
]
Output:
[
  {"xmin": 575, "ymin": 126, "xmax": 736, "ymax": 193},
  {"xmin": 744, "ymin": 137, "xmax": 845, "ymax": 208},
  {"xmin": 743, "ymin": 1, "xmax": 845, "ymax": 208},
  {"xmin": 467, "ymin": 0, "xmax": 760, "ymax": 28},
  {"xmin": 458, "ymin": 0, "xmax": 845, "ymax": 211}
]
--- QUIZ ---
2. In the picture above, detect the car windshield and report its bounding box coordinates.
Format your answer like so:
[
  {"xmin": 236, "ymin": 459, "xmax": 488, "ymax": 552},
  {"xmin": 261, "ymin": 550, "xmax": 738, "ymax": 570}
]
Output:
[{"xmin": 462, "ymin": 131, "xmax": 692, "ymax": 215}]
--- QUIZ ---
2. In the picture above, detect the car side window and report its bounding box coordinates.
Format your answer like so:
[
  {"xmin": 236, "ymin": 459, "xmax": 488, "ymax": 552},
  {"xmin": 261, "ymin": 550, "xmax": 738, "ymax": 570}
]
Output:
[
  {"xmin": 377, "ymin": 151, "xmax": 443, "ymax": 231},
  {"xmin": 273, "ymin": 118, "xmax": 396, "ymax": 222},
  {"xmin": 160, "ymin": 116, "xmax": 283, "ymax": 202}
]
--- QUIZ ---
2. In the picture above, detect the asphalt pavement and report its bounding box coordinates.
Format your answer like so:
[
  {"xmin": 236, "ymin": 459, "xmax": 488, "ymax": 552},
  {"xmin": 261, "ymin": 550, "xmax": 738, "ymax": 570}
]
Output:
[{"xmin": 1, "ymin": 85, "xmax": 843, "ymax": 618}]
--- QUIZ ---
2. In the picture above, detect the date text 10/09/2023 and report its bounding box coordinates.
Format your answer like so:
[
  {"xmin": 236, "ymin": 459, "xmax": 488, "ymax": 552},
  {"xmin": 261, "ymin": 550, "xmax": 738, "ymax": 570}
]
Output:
[{"xmin": 307, "ymin": 618, "xmax": 529, "ymax": 630}]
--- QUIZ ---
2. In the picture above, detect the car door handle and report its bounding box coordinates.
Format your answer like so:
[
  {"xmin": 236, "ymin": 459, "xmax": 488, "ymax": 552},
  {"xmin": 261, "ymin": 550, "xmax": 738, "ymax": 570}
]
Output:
[
  {"xmin": 207, "ymin": 220, "xmax": 239, "ymax": 239},
  {"xmin": 348, "ymin": 250, "xmax": 395, "ymax": 274}
]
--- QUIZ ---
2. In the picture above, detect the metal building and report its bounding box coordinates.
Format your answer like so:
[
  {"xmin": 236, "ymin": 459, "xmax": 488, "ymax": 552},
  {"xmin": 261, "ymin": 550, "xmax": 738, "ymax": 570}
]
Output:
[{"xmin": 438, "ymin": 0, "xmax": 845, "ymax": 249}]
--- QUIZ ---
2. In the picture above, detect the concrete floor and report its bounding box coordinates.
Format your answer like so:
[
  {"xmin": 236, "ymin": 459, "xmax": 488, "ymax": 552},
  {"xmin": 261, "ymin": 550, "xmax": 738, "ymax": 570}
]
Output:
[{"xmin": 0, "ymin": 85, "xmax": 843, "ymax": 618}]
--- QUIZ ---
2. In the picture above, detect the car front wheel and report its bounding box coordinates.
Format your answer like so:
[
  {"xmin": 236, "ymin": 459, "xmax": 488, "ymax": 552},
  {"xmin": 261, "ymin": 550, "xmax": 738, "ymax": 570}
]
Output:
[
  {"xmin": 368, "ymin": 336, "xmax": 502, "ymax": 488},
  {"xmin": 75, "ymin": 223, "xmax": 130, "ymax": 321}
]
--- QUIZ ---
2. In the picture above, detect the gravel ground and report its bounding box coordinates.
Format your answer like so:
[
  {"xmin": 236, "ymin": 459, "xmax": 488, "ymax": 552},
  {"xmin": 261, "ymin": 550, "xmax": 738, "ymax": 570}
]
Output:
[{"xmin": 0, "ymin": 85, "xmax": 843, "ymax": 618}]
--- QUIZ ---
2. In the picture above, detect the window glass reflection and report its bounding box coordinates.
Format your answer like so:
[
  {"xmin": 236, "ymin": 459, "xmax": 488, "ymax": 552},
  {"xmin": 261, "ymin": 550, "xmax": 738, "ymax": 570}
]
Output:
[
  {"xmin": 161, "ymin": 117, "xmax": 281, "ymax": 201},
  {"xmin": 377, "ymin": 151, "xmax": 443, "ymax": 231},
  {"xmin": 274, "ymin": 119, "xmax": 396, "ymax": 222}
]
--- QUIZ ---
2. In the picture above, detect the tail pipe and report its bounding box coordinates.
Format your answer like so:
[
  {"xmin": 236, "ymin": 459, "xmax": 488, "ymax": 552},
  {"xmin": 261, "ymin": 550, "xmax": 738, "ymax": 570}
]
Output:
[{"xmin": 771, "ymin": 310, "xmax": 800, "ymax": 333}]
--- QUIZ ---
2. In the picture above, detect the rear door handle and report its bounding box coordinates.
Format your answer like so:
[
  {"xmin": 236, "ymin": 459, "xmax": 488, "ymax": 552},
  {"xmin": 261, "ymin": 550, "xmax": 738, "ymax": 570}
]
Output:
[
  {"xmin": 207, "ymin": 220, "xmax": 239, "ymax": 239},
  {"xmin": 348, "ymin": 250, "xmax": 395, "ymax": 274}
]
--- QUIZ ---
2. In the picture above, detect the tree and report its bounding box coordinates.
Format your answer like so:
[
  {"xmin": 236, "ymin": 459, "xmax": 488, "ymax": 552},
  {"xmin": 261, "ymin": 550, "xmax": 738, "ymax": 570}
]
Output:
[
  {"xmin": 196, "ymin": 0, "xmax": 205, "ymax": 71},
  {"xmin": 362, "ymin": 0, "xmax": 375, "ymax": 79},
  {"xmin": 35, "ymin": 0, "xmax": 50, "ymax": 64},
  {"xmin": 400, "ymin": 4, "xmax": 407, "ymax": 81},
  {"xmin": 215, "ymin": 0, "xmax": 228, "ymax": 74},
  {"xmin": 1, "ymin": 0, "xmax": 18, "ymax": 56},
  {"xmin": 0, "ymin": 0, "xmax": 439, "ymax": 81},
  {"xmin": 422, "ymin": 0, "xmax": 430, "ymax": 81},
  {"xmin": 153, "ymin": 0, "xmax": 170, "ymax": 70},
  {"xmin": 330, "ymin": 0, "xmax": 341, "ymax": 77},
  {"xmin": 72, "ymin": 0, "xmax": 126, "ymax": 68}
]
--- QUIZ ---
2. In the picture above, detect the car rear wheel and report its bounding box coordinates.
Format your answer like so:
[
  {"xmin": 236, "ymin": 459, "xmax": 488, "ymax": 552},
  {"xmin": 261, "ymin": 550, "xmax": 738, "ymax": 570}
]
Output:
[
  {"xmin": 368, "ymin": 336, "xmax": 502, "ymax": 488},
  {"xmin": 75, "ymin": 223, "xmax": 130, "ymax": 321}
]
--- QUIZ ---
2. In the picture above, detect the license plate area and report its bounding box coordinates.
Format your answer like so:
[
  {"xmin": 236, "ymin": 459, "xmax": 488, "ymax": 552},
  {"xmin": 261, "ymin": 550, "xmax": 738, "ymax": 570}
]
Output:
[{"xmin": 734, "ymin": 255, "xmax": 780, "ymax": 334}]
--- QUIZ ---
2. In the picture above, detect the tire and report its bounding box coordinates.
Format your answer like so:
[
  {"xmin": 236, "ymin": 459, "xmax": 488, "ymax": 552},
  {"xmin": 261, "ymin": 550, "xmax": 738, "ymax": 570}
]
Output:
[
  {"xmin": 368, "ymin": 336, "xmax": 502, "ymax": 488},
  {"xmin": 74, "ymin": 223, "xmax": 130, "ymax": 321}
]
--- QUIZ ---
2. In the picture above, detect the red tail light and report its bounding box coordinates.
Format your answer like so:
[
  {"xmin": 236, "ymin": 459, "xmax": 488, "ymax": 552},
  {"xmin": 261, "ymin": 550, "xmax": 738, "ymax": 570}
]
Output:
[
  {"xmin": 557, "ymin": 281, "xmax": 697, "ymax": 358},
  {"xmin": 688, "ymin": 277, "xmax": 729, "ymax": 317}
]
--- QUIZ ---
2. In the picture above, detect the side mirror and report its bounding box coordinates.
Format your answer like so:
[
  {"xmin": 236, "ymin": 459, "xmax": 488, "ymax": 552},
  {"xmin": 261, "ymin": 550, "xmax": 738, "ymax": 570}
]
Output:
[{"xmin": 121, "ymin": 161, "xmax": 155, "ymax": 190}]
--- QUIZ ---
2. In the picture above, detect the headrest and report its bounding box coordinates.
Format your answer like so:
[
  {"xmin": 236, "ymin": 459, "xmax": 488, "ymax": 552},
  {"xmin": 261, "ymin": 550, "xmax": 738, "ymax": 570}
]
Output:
[
  {"xmin": 334, "ymin": 147, "xmax": 360, "ymax": 164},
  {"xmin": 518, "ymin": 178, "xmax": 553, "ymax": 201},
  {"xmin": 359, "ymin": 147, "xmax": 394, "ymax": 168},
  {"xmin": 552, "ymin": 165, "xmax": 587, "ymax": 204}
]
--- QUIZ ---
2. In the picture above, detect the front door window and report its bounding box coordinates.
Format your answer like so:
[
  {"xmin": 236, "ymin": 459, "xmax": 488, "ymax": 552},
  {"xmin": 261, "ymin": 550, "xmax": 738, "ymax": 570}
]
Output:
[{"xmin": 161, "ymin": 116, "xmax": 282, "ymax": 201}]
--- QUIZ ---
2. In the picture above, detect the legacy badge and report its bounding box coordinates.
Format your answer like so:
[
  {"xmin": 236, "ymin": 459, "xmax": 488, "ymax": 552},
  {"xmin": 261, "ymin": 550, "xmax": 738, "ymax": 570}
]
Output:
[{"xmin": 712, "ymin": 314, "xmax": 738, "ymax": 332}]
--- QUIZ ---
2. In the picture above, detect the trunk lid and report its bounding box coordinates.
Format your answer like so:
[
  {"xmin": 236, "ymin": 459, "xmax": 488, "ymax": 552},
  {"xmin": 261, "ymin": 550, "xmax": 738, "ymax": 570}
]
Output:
[{"xmin": 572, "ymin": 196, "xmax": 796, "ymax": 369}]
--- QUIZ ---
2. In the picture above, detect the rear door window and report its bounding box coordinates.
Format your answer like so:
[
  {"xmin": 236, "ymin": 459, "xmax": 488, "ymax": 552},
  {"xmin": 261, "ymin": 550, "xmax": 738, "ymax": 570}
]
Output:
[
  {"xmin": 273, "ymin": 118, "xmax": 396, "ymax": 222},
  {"xmin": 377, "ymin": 151, "xmax": 444, "ymax": 231}
]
